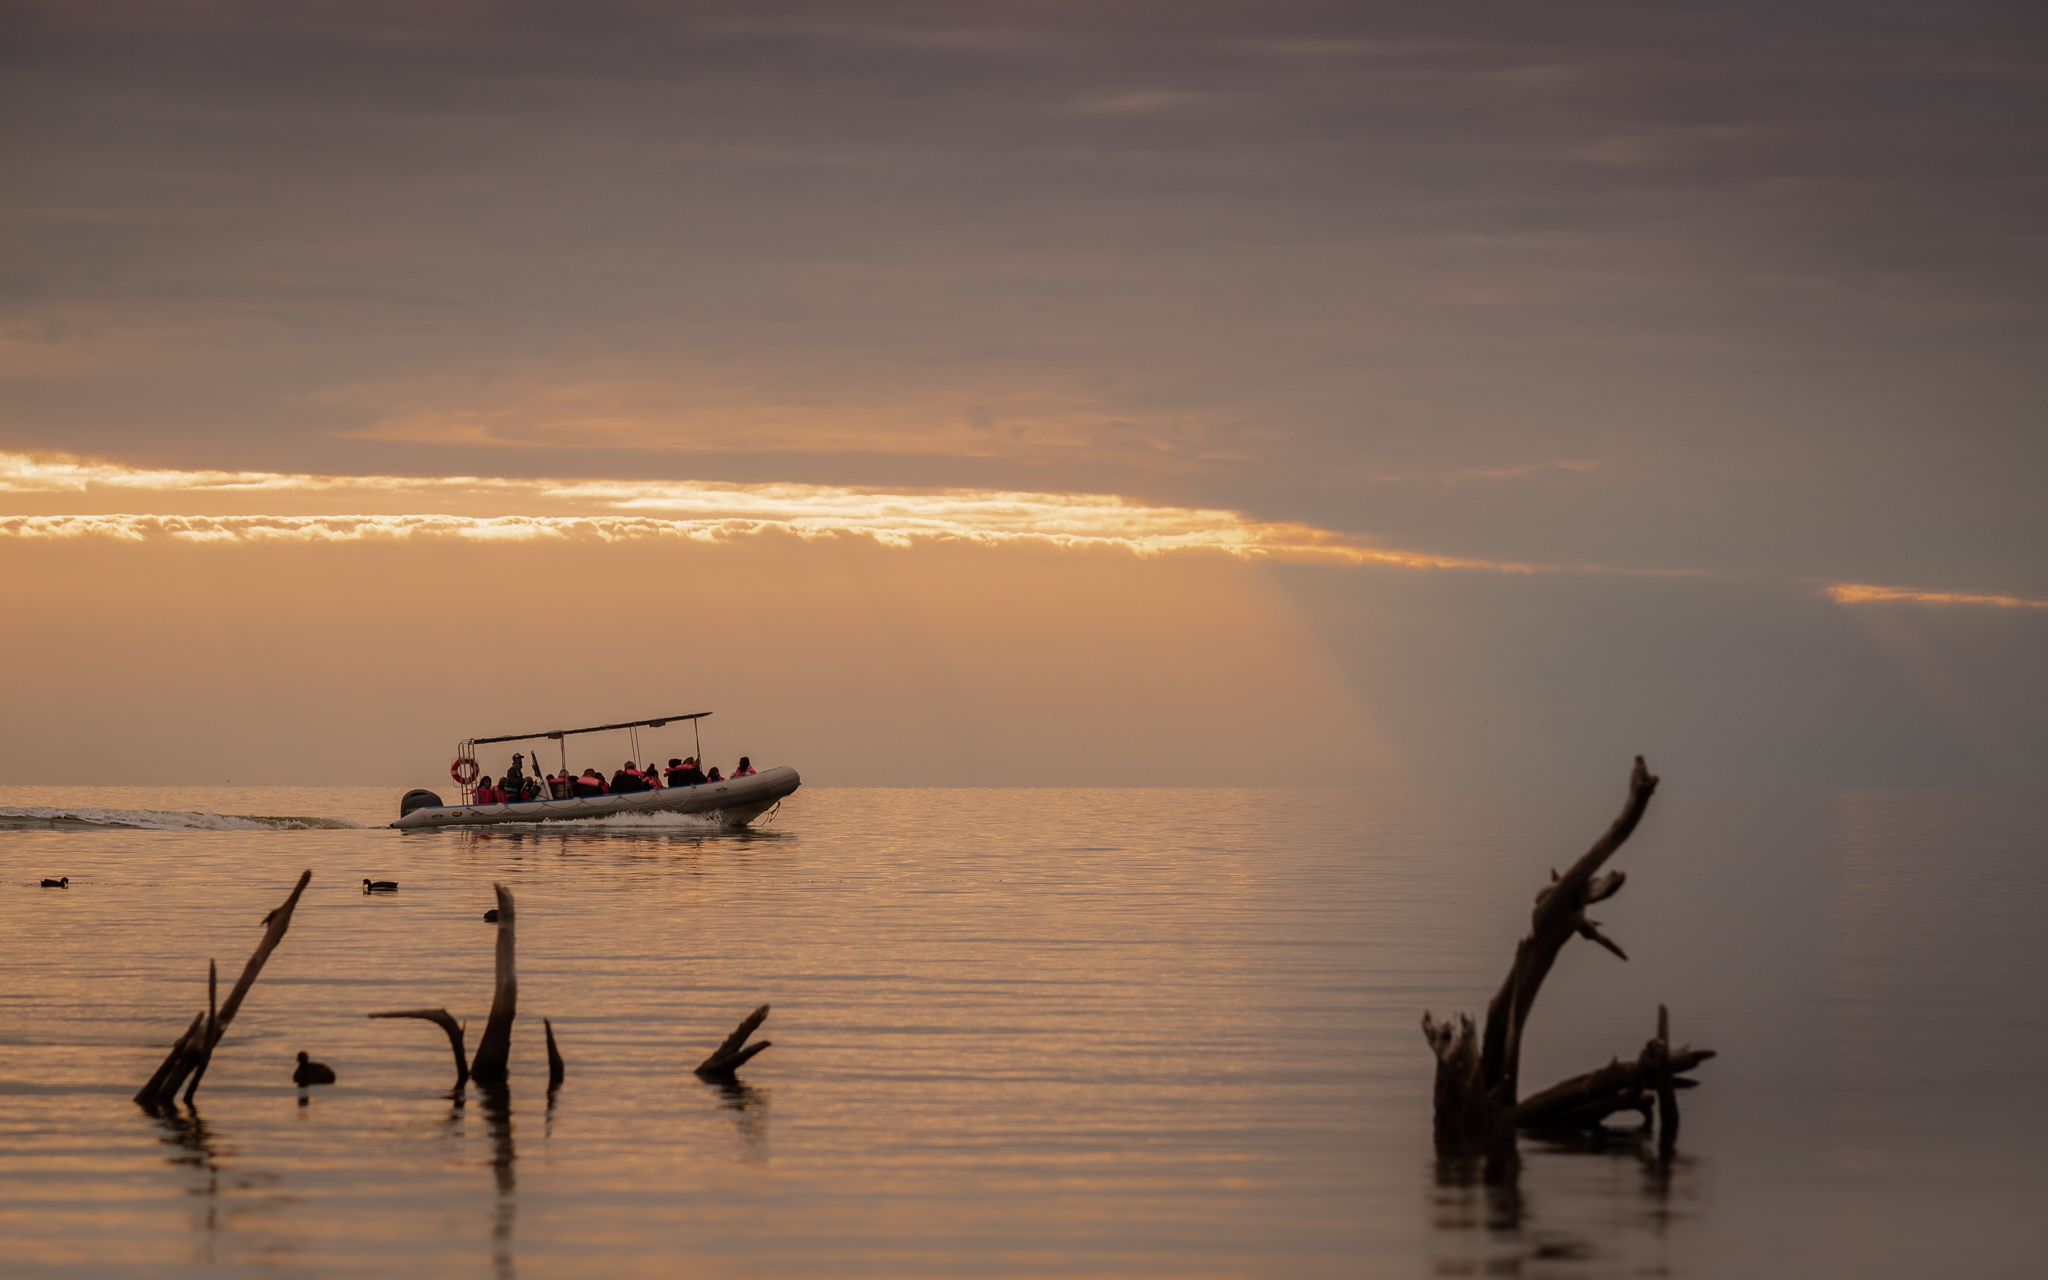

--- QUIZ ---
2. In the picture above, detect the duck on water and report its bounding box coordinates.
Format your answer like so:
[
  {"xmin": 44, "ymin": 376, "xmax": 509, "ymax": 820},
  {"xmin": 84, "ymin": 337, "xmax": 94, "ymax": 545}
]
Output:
[{"xmin": 391, "ymin": 710, "xmax": 800, "ymax": 830}]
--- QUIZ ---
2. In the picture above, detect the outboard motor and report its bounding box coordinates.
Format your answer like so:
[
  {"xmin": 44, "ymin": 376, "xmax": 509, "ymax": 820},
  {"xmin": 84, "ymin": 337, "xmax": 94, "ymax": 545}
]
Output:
[{"xmin": 399, "ymin": 788, "xmax": 444, "ymax": 818}]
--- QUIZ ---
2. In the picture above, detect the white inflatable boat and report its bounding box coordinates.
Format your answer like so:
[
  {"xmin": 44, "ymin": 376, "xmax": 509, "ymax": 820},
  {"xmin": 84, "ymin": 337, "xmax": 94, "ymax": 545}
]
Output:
[
  {"xmin": 391, "ymin": 711, "xmax": 799, "ymax": 830},
  {"xmin": 391, "ymin": 764, "xmax": 799, "ymax": 830}
]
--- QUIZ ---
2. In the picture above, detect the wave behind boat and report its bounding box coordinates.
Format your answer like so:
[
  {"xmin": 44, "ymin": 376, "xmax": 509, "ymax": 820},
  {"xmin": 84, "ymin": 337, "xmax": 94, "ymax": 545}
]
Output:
[
  {"xmin": 519, "ymin": 810, "xmax": 733, "ymax": 831},
  {"xmin": 0, "ymin": 806, "xmax": 365, "ymax": 832}
]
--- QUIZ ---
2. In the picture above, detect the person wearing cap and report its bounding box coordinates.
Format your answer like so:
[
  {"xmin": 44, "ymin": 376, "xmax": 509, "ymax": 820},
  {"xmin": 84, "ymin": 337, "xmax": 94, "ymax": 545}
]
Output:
[{"xmin": 502, "ymin": 753, "xmax": 527, "ymax": 798}]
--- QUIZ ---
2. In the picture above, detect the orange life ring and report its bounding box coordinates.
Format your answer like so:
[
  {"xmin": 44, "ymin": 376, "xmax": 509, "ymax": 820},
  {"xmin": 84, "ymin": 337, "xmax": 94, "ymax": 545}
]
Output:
[{"xmin": 451, "ymin": 757, "xmax": 481, "ymax": 786}]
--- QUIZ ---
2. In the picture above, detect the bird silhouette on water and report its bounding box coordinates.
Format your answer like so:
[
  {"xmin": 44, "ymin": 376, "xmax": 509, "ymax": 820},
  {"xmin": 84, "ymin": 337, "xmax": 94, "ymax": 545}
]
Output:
[
  {"xmin": 362, "ymin": 879, "xmax": 398, "ymax": 893},
  {"xmin": 40, "ymin": 877, "xmax": 68, "ymax": 888},
  {"xmin": 483, "ymin": 908, "xmax": 499, "ymax": 922},
  {"xmin": 293, "ymin": 1052, "xmax": 336, "ymax": 1086}
]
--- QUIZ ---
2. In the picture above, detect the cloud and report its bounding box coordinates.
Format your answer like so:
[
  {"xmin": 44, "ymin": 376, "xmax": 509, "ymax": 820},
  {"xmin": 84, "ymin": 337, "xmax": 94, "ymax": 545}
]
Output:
[
  {"xmin": 1822, "ymin": 583, "xmax": 2048, "ymax": 610},
  {"xmin": 2, "ymin": 451, "xmax": 2034, "ymax": 611},
  {"xmin": 0, "ymin": 449, "xmax": 1584, "ymax": 566}
]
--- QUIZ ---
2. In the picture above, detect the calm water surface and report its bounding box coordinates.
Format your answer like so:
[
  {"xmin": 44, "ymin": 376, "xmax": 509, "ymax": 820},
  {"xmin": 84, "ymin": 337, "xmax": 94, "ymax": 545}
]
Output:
[{"xmin": 1, "ymin": 784, "xmax": 2043, "ymax": 1277}]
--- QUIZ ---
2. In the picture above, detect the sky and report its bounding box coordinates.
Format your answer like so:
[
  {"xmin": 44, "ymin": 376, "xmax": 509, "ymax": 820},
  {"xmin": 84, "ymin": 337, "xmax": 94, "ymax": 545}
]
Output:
[{"xmin": 1, "ymin": 0, "xmax": 2044, "ymax": 790}]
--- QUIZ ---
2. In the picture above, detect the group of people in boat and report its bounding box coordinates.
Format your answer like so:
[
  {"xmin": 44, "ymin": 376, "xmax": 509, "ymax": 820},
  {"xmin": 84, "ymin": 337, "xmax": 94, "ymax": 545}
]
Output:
[{"xmin": 467, "ymin": 753, "xmax": 758, "ymax": 805}]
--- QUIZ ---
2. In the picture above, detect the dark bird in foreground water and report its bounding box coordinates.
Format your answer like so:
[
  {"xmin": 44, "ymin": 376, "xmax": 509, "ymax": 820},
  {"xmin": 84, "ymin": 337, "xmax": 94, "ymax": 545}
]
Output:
[
  {"xmin": 483, "ymin": 908, "xmax": 500, "ymax": 922},
  {"xmin": 293, "ymin": 1052, "xmax": 337, "ymax": 1086},
  {"xmin": 40, "ymin": 877, "xmax": 69, "ymax": 888},
  {"xmin": 363, "ymin": 879, "xmax": 398, "ymax": 893}
]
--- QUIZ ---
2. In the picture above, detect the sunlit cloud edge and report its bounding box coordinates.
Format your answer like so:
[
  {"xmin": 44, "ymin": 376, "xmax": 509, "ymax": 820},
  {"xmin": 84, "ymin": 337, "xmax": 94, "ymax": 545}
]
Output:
[
  {"xmin": 1821, "ymin": 582, "xmax": 2048, "ymax": 610},
  {"xmin": 4, "ymin": 452, "xmax": 2033, "ymax": 607}
]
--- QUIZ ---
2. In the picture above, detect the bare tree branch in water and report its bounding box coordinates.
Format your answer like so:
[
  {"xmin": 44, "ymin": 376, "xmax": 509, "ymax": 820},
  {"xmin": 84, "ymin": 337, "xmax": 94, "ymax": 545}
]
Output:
[
  {"xmin": 1422, "ymin": 759, "xmax": 1713, "ymax": 1152},
  {"xmin": 372, "ymin": 885, "xmax": 565, "ymax": 1091},
  {"xmin": 368, "ymin": 1009, "xmax": 470, "ymax": 1088},
  {"xmin": 696, "ymin": 1005, "xmax": 772, "ymax": 1079},
  {"xmin": 135, "ymin": 870, "xmax": 313, "ymax": 1108},
  {"xmin": 469, "ymin": 884, "xmax": 518, "ymax": 1086}
]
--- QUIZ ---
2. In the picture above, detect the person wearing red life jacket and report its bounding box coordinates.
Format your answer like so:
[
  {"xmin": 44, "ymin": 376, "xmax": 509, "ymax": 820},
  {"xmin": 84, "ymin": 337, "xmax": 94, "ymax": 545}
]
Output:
[
  {"xmin": 475, "ymin": 776, "xmax": 498, "ymax": 805},
  {"xmin": 642, "ymin": 765, "xmax": 662, "ymax": 789},
  {"xmin": 731, "ymin": 756, "xmax": 757, "ymax": 778},
  {"xmin": 668, "ymin": 757, "xmax": 707, "ymax": 786},
  {"xmin": 705, "ymin": 766, "xmax": 724, "ymax": 783},
  {"xmin": 573, "ymin": 768, "xmax": 606, "ymax": 797}
]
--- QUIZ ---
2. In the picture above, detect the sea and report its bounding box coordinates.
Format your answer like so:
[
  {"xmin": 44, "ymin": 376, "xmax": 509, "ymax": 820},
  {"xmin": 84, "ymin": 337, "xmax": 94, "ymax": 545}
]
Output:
[{"xmin": 1, "ymin": 783, "xmax": 2042, "ymax": 1278}]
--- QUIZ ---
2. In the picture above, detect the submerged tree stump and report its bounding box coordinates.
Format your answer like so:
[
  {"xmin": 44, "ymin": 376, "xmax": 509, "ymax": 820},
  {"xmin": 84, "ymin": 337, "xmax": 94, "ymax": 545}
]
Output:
[
  {"xmin": 696, "ymin": 1005, "xmax": 772, "ymax": 1080},
  {"xmin": 469, "ymin": 884, "xmax": 518, "ymax": 1086},
  {"xmin": 136, "ymin": 870, "xmax": 313, "ymax": 1108},
  {"xmin": 544, "ymin": 1018, "xmax": 565, "ymax": 1089},
  {"xmin": 1421, "ymin": 759, "xmax": 1714, "ymax": 1153},
  {"xmin": 370, "ymin": 884, "xmax": 537, "ymax": 1089}
]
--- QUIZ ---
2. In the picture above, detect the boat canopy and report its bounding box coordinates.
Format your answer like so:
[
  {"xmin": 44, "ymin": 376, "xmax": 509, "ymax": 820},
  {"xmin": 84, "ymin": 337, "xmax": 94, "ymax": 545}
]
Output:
[{"xmin": 467, "ymin": 712, "xmax": 711, "ymax": 746}]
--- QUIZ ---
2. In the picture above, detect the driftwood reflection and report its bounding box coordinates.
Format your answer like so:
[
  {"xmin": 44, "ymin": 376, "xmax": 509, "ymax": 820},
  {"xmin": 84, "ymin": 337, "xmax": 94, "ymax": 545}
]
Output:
[
  {"xmin": 434, "ymin": 1083, "xmax": 519, "ymax": 1278},
  {"xmin": 704, "ymin": 1077, "xmax": 770, "ymax": 1161},
  {"xmin": 1432, "ymin": 1130, "xmax": 1694, "ymax": 1271},
  {"xmin": 480, "ymin": 1085, "xmax": 516, "ymax": 1280},
  {"xmin": 149, "ymin": 1103, "xmax": 227, "ymax": 1262}
]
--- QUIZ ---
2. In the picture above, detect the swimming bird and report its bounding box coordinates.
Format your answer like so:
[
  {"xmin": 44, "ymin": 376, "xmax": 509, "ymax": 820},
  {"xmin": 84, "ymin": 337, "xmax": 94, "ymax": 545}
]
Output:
[
  {"xmin": 293, "ymin": 1051, "xmax": 337, "ymax": 1086},
  {"xmin": 40, "ymin": 877, "xmax": 69, "ymax": 888},
  {"xmin": 483, "ymin": 908, "xmax": 500, "ymax": 922},
  {"xmin": 362, "ymin": 879, "xmax": 398, "ymax": 893}
]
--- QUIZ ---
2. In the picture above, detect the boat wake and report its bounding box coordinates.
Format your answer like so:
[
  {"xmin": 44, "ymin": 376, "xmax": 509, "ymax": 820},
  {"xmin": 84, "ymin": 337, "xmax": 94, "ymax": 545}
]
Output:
[
  {"xmin": 0, "ymin": 806, "xmax": 365, "ymax": 832},
  {"xmin": 512, "ymin": 810, "xmax": 733, "ymax": 831}
]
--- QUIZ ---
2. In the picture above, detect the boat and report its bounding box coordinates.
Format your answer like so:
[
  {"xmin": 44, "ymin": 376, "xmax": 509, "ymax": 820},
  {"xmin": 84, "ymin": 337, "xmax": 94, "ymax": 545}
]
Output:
[{"xmin": 390, "ymin": 711, "xmax": 800, "ymax": 830}]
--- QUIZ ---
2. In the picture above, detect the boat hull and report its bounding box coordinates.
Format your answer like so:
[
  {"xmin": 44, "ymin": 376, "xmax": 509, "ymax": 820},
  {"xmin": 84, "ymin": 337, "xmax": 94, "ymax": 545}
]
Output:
[{"xmin": 390, "ymin": 766, "xmax": 800, "ymax": 830}]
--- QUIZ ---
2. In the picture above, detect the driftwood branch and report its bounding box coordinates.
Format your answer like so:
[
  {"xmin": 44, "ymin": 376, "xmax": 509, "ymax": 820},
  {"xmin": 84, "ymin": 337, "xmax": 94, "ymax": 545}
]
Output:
[
  {"xmin": 544, "ymin": 1018, "xmax": 564, "ymax": 1089},
  {"xmin": 135, "ymin": 1013, "xmax": 205, "ymax": 1106},
  {"xmin": 1510, "ymin": 1005, "xmax": 1713, "ymax": 1132},
  {"xmin": 696, "ymin": 1005, "xmax": 772, "ymax": 1079},
  {"xmin": 470, "ymin": 884, "xmax": 517, "ymax": 1086},
  {"xmin": 181, "ymin": 960, "xmax": 219, "ymax": 1105},
  {"xmin": 369, "ymin": 1008, "xmax": 470, "ymax": 1088},
  {"xmin": 136, "ymin": 870, "xmax": 313, "ymax": 1107},
  {"xmin": 1483, "ymin": 758, "xmax": 1658, "ymax": 1104},
  {"xmin": 1421, "ymin": 759, "xmax": 1713, "ymax": 1150}
]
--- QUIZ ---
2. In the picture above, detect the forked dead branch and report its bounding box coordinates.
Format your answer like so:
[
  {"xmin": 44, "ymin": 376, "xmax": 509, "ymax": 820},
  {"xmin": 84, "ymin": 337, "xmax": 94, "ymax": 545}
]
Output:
[
  {"xmin": 136, "ymin": 870, "xmax": 313, "ymax": 1108},
  {"xmin": 370, "ymin": 883, "xmax": 521, "ymax": 1089},
  {"xmin": 1422, "ymin": 758, "xmax": 1714, "ymax": 1154},
  {"xmin": 369, "ymin": 881, "xmax": 774, "ymax": 1089},
  {"xmin": 696, "ymin": 1005, "xmax": 772, "ymax": 1080}
]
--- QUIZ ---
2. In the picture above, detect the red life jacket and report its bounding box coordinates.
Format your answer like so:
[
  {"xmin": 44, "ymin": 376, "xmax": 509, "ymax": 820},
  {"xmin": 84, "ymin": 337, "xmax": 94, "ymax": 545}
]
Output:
[{"xmin": 732, "ymin": 765, "xmax": 756, "ymax": 777}]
